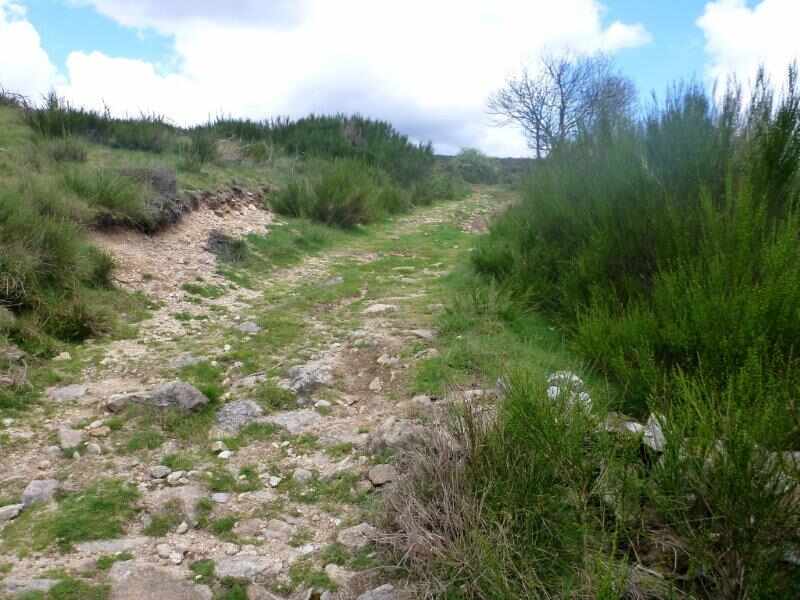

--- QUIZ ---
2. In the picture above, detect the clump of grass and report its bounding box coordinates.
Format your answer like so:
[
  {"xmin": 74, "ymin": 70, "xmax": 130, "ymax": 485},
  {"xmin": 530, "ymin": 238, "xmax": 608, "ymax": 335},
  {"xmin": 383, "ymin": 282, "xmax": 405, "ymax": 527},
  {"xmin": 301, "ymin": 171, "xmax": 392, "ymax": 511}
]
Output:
[
  {"xmin": 33, "ymin": 577, "xmax": 110, "ymax": 600},
  {"xmin": 272, "ymin": 158, "xmax": 382, "ymax": 228},
  {"xmin": 179, "ymin": 361, "xmax": 224, "ymax": 402},
  {"xmin": 181, "ymin": 282, "xmax": 225, "ymax": 300},
  {"xmin": 189, "ymin": 559, "xmax": 215, "ymax": 584},
  {"xmin": 252, "ymin": 381, "xmax": 296, "ymax": 412},
  {"xmin": 209, "ymin": 515, "xmax": 237, "ymax": 536},
  {"xmin": 161, "ymin": 452, "xmax": 195, "ymax": 471},
  {"xmin": 0, "ymin": 181, "xmax": 117, "ymax": 345},
  {"xmin": 207, "ymin": 465, "xmax": 260, "ymax": 493},
  {"xmin": 96, "ymin": 551, "xmax": 133, "ymax": 570},
  {"xmin": 63, "ymin": 168, "xmax": 152, "ymax": 229},
  {"xmin": 177, "ymin": 132, "xmax": 218, "ymax": 172},
  {"xmin": 143, "ymin": 500, "xmax": 184, "ymax": 537},
  {"xmin": 124, "ymin": 428, "xmax": 164, "ymax": 453},
  {"xmin": 47, "ymin": 137, "xmax": 88, "ymax": 163}
]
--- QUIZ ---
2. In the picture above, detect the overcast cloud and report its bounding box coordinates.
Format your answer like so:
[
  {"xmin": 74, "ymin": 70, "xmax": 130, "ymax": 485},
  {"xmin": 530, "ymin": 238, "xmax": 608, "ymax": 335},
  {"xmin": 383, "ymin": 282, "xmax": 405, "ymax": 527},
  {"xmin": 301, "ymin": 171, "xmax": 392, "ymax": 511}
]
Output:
[{"xmin": 2, "ymin": 1, "xmax": 799, "ymax": 155}]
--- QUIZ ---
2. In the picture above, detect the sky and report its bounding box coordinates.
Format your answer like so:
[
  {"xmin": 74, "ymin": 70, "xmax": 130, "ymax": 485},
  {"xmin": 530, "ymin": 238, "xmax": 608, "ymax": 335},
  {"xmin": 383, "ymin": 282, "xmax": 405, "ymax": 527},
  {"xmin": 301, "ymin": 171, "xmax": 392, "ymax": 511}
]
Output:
[{"xmin": 1, "ymin": 1, "xmax": 799, "ymax": 157}]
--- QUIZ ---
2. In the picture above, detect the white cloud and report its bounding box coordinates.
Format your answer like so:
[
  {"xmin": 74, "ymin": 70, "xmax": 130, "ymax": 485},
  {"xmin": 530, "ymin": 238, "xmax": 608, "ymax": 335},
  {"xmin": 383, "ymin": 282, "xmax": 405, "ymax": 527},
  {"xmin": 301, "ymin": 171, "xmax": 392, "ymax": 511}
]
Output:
[
  {"xmin": 698, "ymin": 0, "xmax": 800, "ymax": 85},
  {"xmin": 73, "ymin": 0, "xmax": 305, "ymax": 34},
  {"xmin": 17, "ymin": 1, "xmax": 651, "ymax": 156},
  {"xmin": 0, "ymin": 1, "xmax": 58, "ymax": 99}
]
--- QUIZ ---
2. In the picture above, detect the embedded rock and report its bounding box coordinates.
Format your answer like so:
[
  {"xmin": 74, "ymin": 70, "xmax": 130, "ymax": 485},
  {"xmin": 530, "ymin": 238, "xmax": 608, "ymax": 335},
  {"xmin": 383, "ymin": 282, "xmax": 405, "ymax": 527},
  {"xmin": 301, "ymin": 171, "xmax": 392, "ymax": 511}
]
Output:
[
  {"xmin": 337, "ymin": 523, "xmax": 378, "ymax": 549},
  {"xmin": 47, "ymin": 384, "xmax": 87, "ymax": 403},
  {"xmin": 216, "ymin": 400, "xmax": 264, "ymax": 435},
  {"xmin": 146, "ymin": 381, "xmax": 209, "ymax": 411},
  {"xmin": 22, "ymin": 479, "xmax": 59, "ymax": 506}
]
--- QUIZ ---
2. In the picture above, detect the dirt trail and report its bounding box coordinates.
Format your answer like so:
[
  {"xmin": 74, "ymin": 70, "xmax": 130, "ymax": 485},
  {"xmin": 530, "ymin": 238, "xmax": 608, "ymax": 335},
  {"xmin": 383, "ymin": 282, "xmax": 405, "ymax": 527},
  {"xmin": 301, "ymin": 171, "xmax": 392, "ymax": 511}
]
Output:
[{"xmin": 0, "ymin": 189, "xmax": 499, "ymax": 599}]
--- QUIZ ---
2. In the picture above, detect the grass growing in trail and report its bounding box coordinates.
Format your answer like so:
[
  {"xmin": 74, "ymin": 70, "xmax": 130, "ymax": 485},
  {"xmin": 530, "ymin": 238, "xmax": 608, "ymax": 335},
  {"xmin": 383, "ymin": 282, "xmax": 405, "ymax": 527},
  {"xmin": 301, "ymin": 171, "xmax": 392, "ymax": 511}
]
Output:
[
  {"xmin": 217, "ymin": 220, "xmax": 349, "ymax": 288},
  {"xmin": 143, "ymin": 500, "xmax": 185, "ymax": 537},
  {"xmin": 17, "ymin": 577, "xmax": 110, "ymax": 600},
  {"xmin": 95, "ymin": 552, "xmax": 133, "ymax": 571},
  {"xmin": 3, "ymin": 480, "xmax": 138, "ymax": 554}
]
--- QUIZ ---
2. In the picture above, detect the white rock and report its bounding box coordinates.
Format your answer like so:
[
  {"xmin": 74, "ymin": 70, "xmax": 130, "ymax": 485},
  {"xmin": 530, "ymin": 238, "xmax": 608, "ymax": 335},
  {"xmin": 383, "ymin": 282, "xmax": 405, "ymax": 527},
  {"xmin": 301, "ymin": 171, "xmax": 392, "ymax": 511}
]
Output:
[
  {"xmin": 0, "ymin": 503, "xmax": 23, "ymax": 523},
  {"xmin": 643, "ymin": 414, "xmax": 666, "ymax": 452},
  {"xmin": 368, "ymin": 464, "xmax": 398, "ymax": 486},
  {"xmin": 268, "ymin": 476, "xmax": 282, "ymax": 488},
  {"xmin": 177, "ymin": 521, "xmax": 189, "ymax": 534},
  {"xmin": 156, "ymin": 543, "xmax": 172, "ymax": 559},
  {"xmin": 167, "ymin": 471, "xmax": 186, "ymax": 486},
  {"xmin": 369, "ymin": 377, "xmax": 383, "ymax": 392},
  {"xmin": 150, "ymin": 465, "xmax": 172, "ymax": 479},
  {"xmin": 218, "ymin": 450, "xmax": 234, "ymax": 460},
  {"xmin": 212, "ymin": 493, "xmax": 231, "ymax": 504},
  {"xmin": 362, "ymin": 303, "xmax": 398, "ymax": 315},
  {"xmin": 58, "ymin": 427, "xmax": 84, "ymax": 450}
]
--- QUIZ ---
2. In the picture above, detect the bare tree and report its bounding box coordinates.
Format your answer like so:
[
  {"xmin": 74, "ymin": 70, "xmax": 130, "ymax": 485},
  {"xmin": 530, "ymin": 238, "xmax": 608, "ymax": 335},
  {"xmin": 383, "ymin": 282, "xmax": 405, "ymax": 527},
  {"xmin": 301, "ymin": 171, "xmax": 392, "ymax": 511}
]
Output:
[{"xmin": 489, "ymin": 52, "xmax": 636, "ymax": 157}]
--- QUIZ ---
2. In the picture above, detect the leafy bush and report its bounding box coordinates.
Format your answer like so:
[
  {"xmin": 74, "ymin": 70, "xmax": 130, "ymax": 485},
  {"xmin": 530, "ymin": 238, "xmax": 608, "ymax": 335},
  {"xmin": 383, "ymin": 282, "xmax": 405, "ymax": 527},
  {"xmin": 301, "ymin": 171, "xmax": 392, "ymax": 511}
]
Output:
[
  {"xmin": 452, "ymin": 148, "xmax": 499, "ymax": 184},
  {"xmin": 474, "ymin": 73, "xmax": 800, "ymax": 413}
]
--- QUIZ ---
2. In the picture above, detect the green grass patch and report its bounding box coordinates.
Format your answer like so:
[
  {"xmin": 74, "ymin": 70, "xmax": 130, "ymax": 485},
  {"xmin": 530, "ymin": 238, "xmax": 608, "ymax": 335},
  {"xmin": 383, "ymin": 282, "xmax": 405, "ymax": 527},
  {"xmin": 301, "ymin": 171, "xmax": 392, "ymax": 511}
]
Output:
[
  {"xmin": 181, "ymin": 282, "xmax": 225, "ymax": 300},
  {"xmin": 3, "ymin": 480, "xmax": 138, "ymax": 553},
  {"xmin": 143, "ymin": 500, "xmax": 185, "ymax": 537},
  {"xmin": 95, "ymin": 551, "xmax": 133, "ymax": 571}
]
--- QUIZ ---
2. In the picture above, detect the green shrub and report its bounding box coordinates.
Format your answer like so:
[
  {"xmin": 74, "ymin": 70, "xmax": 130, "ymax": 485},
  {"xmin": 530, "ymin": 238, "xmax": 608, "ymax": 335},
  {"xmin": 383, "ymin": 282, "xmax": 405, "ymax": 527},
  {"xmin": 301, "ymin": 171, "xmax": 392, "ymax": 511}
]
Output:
[
  {"xmin": 272, "ymin": 159, "xmax": 380, "ymax": 228},
  {"xmin": 272, "ymin": 180, "xmax": 314, "ymax": 218},
  {"xmin": 452, "ymin": 148, "xmax": 499, "ymax": 184},
  {"xmin": 0, "ymin": 182, "xmax": 117, "ymax": 343},
  {"xmin": 177, "ymin": 133, "xmax": 218, "ymax": 171},
  {"xmin": 25, "ymin": 92, "xmax": 173, "ymax": 153},
  {"xmin": 203, "ymin": 113, "xmax": 434, "ymax": 185},
  {"xmin": 474, "ymin": 73, "xmax": 800, "ymax": 413}
]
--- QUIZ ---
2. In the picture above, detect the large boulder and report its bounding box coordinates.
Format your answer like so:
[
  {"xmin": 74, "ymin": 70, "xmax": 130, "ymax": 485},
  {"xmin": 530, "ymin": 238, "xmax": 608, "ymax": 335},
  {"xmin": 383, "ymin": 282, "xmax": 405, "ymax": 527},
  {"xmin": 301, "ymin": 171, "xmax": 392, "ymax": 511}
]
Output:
[
  {"xmin": 108, "ymin": 562, "xmax": 212, "ymax": 600},
  {"xmin": 146, "ymin": 381, "xmax": 209, "ymax": 411},
  {"xmin": 282, "ymin": 360, "xmax": 333, "ymax": 396},
  {"xmin": 47, "ymin": 384, "xmax": 87, "ymax": 403},
  {"xmin": 214, "ymin": 556, "xmax": 282, "ymax": 580}
]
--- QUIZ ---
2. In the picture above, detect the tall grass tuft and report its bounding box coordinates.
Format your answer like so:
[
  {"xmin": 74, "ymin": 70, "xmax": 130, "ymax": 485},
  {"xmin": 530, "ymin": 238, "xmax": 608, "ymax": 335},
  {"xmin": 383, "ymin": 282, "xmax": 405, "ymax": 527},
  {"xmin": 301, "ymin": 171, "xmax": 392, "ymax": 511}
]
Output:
[{"xmin": 24, "ymin": 91, "xmax": 174, "ymax": 153}]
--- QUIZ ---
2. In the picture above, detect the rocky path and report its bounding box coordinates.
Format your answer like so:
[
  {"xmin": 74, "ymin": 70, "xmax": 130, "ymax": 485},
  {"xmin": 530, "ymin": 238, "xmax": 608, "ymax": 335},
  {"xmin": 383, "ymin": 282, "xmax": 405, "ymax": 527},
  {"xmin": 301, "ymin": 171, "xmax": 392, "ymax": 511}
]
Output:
[{"xmin": 0, "ymin": 189, "xmax": 500, "ymax": 599}]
